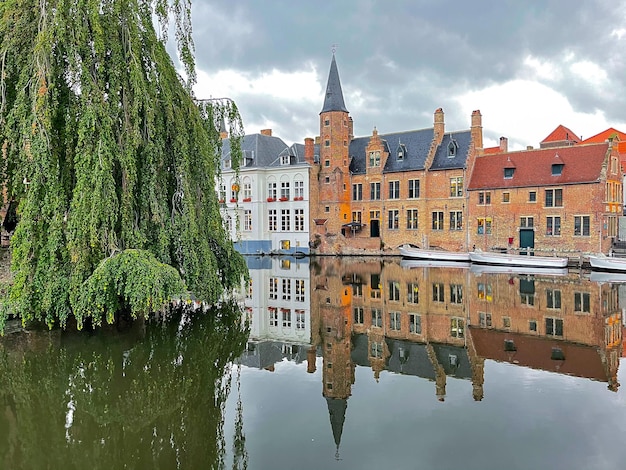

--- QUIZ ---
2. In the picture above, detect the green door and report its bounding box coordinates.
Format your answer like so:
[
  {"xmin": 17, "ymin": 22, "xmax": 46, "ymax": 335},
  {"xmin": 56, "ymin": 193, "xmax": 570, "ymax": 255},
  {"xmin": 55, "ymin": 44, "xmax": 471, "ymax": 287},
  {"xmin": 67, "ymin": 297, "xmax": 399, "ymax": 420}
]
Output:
[{"xmin": 520, "ymin": 229, "xmax": 534, "ymax": 256}]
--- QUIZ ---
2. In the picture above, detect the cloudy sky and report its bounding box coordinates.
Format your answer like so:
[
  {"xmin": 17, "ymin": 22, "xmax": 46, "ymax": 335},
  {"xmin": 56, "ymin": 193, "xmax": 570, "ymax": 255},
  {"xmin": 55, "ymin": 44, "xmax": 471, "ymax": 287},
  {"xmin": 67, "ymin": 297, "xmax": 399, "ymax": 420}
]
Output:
[{"xmin": 187, "ymin": 0, "xmax": 626, "ymax": 150}]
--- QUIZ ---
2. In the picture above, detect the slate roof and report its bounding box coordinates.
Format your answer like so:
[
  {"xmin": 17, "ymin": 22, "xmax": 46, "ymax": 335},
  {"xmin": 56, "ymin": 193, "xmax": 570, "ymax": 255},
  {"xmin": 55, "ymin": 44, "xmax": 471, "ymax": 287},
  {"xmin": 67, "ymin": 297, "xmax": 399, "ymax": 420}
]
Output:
[
  {"xmin": 321, "ymin": 54, "xmax": 348, "ymax": 114},
  {"xmin": 222, "ymin": 133, "xmax": 308, "ymax": 169},
  {"xmin": 430, "ymin": 130, "xmax": 472, "ymax": 170},
  {"xmin": 540, "ymin": 124, "xmax": 581, "ymax": 145},
  {"xmin": 468, "ymin": 142, "xmax": 609, "ymax": 190},
  {"xmin": 348, "ymin": 128, "xmax": 434, "ymax": 175}
]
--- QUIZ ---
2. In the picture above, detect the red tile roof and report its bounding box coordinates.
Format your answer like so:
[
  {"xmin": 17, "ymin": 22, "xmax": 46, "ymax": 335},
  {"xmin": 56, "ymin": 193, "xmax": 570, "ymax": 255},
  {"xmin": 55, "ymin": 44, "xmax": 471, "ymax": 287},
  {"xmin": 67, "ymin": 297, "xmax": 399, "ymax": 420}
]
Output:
[
  {"xmin": 483, "ymin": 146, "xmax": 500, "ymax": 155},
  {"xmin": 579, "ymin": 127, "xmax": 626, "ymax": 144},
  {"xmin": 541, "ymin": 124, "xmax": 581, "ymax": 144},
  {"xmin": 468, "ymin": 142, "xmax": 609, "ymax": 190}
]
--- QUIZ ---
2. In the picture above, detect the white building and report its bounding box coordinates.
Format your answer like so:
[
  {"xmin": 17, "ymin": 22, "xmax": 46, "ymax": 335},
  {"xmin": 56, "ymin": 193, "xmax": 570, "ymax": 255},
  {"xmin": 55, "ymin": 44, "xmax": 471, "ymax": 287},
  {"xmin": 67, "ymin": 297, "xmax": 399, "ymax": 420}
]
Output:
[{"xmin": 219, "ymin": 130, "xmax": 311, "ymax": 255}]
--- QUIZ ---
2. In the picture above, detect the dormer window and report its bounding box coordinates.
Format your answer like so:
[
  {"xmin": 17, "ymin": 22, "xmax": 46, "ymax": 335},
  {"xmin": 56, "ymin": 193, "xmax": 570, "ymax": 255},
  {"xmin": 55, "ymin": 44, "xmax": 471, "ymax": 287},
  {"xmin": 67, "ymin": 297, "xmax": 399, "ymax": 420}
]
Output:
[
  {"xmin": 281, "ymin": 154, "xmax": 290, "ymax": 165},
  {"xmin": 396, "ymin": 143, "xmax": 407, "ymax": 161},
  {"xmin": 447, "ymin": 140, "xmax": 457, "ymax": 157},
  {"xmin": 504, "ymin": 168, "xmax": 515, "ymax": 179},
  {"xmin": 551, "ymin": 163, "xmax": 564, "ymax": 176},
  {"xmin": 224, "ymin": 159, "xmax": 231, "ymax": 169}
]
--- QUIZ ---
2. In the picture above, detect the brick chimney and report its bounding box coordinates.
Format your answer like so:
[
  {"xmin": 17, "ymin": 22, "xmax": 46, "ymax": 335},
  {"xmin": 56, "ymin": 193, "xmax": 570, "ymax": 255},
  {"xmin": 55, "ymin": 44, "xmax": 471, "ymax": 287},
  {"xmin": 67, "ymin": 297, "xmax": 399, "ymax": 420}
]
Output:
[
  {"xmin": 471, "ymin": 110, "xmax": 483, "ymax": 150},
  {"xmin": 304, "ymin": 137, "xmax": 315, "ymax": 164},
  {"xmin": 348, "ymin": 117, "xmax": 354, "ymax": 141},
  {"xmin": 434, "ymin": 108, "xmax": 444, "ymax": 145},
  {"xmin": 260, "ymin": 129, "xmax": 272, "ymax": 136},
  {"xmin": 499, "ymin": 136, "xmax": 508, "ymax": 152}
]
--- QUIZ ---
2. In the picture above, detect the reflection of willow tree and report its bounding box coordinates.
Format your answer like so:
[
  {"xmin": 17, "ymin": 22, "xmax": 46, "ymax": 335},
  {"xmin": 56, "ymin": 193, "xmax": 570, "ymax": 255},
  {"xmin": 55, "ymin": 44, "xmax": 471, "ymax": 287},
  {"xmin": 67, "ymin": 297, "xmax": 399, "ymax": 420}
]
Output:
[{"xmin": 0, "ymin": 302, "xmax": 249, "ymax": 469}]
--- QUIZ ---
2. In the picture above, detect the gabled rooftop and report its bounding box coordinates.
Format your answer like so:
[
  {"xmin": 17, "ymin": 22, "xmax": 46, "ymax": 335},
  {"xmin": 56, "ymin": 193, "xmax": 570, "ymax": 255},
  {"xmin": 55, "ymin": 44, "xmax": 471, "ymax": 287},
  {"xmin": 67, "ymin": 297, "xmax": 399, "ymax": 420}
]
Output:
[
  {"xmin": 468, "ymin": 142, "xmax": 609, "ymax": 190},
  {"xmin": 222, "ymin": 133, "xmax": 307, "ymax": 169},
  {"xmin": 540, "ymin": 124, "xmax": 580, "ymax": 147},
  {"xmin": 579, "ymin": 127, "xmax": 626, "ymax": 144}
]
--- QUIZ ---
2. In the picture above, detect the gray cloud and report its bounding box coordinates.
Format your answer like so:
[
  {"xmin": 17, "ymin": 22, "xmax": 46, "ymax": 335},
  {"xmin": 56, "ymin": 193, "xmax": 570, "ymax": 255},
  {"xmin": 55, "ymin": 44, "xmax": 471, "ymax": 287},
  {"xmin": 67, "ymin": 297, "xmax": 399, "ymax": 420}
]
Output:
[{"xmin": 190, "ymin": 0, "xmax": 626, "ymax": 144}]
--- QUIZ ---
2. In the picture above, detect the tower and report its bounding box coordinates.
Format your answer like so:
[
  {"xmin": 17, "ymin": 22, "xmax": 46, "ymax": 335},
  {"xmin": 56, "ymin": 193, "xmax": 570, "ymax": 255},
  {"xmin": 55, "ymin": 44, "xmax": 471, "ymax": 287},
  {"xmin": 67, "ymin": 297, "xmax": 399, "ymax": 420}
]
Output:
[{"xmin": 316, "ymin": 54, "xmax": 352, "ymax": 236}]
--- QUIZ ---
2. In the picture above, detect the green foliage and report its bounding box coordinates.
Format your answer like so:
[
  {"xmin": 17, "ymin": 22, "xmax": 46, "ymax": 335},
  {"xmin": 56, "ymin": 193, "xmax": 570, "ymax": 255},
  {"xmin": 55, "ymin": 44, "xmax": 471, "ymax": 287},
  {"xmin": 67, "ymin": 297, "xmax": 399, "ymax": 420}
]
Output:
[{"xmin": 0, "ymin": 0, "xmax": 248, "ymax": 331}]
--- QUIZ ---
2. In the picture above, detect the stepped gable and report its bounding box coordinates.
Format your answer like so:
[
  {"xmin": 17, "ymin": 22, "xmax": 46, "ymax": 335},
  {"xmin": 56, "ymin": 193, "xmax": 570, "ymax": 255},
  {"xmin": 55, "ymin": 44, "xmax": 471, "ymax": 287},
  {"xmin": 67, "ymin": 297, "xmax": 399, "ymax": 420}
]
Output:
[
  {"xmin": 430, "ymin": 130, "xmax": 473, "ymax": 170},
  {"xmin": 468, "ymin": 142, "xmax": 609, "ymax": 190},
  {"xmin": 348, "ymin": 128, "xmax": 434, "ymax": 175}
]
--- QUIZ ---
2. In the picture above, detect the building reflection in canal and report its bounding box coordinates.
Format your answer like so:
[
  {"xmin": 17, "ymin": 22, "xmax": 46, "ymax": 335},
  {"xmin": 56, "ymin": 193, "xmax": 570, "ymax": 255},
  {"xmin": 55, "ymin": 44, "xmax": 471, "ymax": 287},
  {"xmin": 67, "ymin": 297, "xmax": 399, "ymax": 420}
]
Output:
[{"xmin": 240, "ymin": 256, "xmax": 624, "ymax": 453}]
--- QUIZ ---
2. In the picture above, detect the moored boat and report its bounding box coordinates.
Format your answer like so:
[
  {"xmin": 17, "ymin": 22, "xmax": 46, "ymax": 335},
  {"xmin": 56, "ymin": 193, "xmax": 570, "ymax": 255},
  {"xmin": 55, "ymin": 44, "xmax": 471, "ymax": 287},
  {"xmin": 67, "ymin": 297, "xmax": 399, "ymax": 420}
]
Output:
[
  {"xmin": 588, "ymin": 254, "xmax": 626, "ymax": 272},
  {"xmin": 470, "ymin": 264, "xmax": 568, "ymax": 276},
  {"xmin": 399, "ymin": 245, "xmax": 470, "ymax": 262},
  {"xmin": 400, "ymin": 258, "xmax": 471, "ymax": 269},
  {"xmin": 468, "ymin": 250, "xmax": 568, "ymax": 268}
]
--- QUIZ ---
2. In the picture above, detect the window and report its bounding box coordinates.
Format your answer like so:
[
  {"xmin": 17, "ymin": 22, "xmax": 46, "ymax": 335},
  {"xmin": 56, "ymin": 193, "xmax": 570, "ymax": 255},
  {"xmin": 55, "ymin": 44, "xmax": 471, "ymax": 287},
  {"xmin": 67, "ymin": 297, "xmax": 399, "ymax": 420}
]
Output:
[
  {"xmin": 267, "ymin": 182, "xmax": 277, "ymax": 200},
  {"xmin": 520, "ymin": 216, "xmax": 534, "ymax": 228},
  {"xmin": 388, "ymin": 281, "xmax": 400, "ymax": 302},
  {"xmin": 352, "ymin": 211, "xmax": 362, "ymax": 224},
  {"xmin": 371, "ymin": 308, "xmax": 382, "ymax": 328},
  {"xmin": 219, "ymin": 184, "xmax": 227, "ymax": 202},
  {"xmin": 269, "ymin": 308, "xmax": 278, "ymax": 327},
  {"xmin": 545, "ymin": 317, "xmax": 563, "ymax": 337},
  {"xmin": 552, "ymin": 164, "xmax": 564, "ymax": 176},
  {"xmin": 390, "ymin": 311, "xmax": 401, "ymax": 331},
  {"xmin": 324, "ymin": 139, "xmax": 330, "ymax": 147},
  {"xmin": 370, "ymin": 341, "xmax": 383, "ymax": 358},
  {"xmin": 324, "ymin": 176, "xmax": 330, "ymax": 184},
  {"xmin": 295, "ymin": 279, "xmax": 305, "ymax": 302},
  {"xmin": 369, "ymin": 151, "xmax": 381, "ymax": 167},
  {"xmin": 352, "ymin": 183, "xmax": 363, "ymax": 201},
  {"xmin": 268, "ymin": 209, "xmax": 277, "ymax": 231},
  {"xmin": 294, "ymin": 180, "xmax": 304, "ymax": 198},
  {"xmin": 478, "ymin": 191, "xmax": 491, "ymax": 205},
  {"xmin": 370, "ymin": 182, "xmax": 381, "ymax": 200},
  {"xmin": 230, "ymin": 182, "xmax": 239, "ymax": 201},
  {"xmin": 529, "ymin": 191, "xmax": 536, "ymax": 202},
  {"xmin": 545, "ymin": 188, "xmax": 563, "ymax": 207},
  {"xmin": 450, "ymin": 284, "xmax": 463, "ymax": 304},
  {"xmin": 407, "ymin": 209, "xmax": 419, "ymax": 229},
  {"xmin": 449, "ymin": 211, "xmax": 462, "ymax": 230},
  {"xmin": 244, "ymin": 210, "xmax": 252, "ymax": 231},
  {"xmin": 450, "ymin": 177, "xmax": 463, "ymax": 197},
  {"xmin": 529, "ymin": 320, "xmax": 537, "ymax": 332},
  {"xmin": 389, "ymin": 181, "xmax": 400, "ymax": 199},
  {"xmin": 503, "ymin": 317, "xmax": 511, "ymax": 328},
  {"xmin": 281, "ymin": 209, "xmax": 291, "ymax": 231},
  {"xmin": 324, "ymin": 160, "xmax": 330, "ymax": 167},
  {"xmin": 574, "ymin": 292, "xmax": 590, "ymax": 313},
  {"xmin": 397, "ymin": 145, "xmax": 405, "ymax": 160},
  {"xmin": 269, "ymin": 277, "xmax": 278, "ymax": 300},
  {"xmin": 574, "ymin": 216, "xmax": 590, "ymax": 236},
  {"xmin": 352, "ymin": 283, "xmax": 363, "ymax": 297},
  {"xmin": 546, "ymin": 289, "xmax": 561, "ymax": 309},
  {"xmin": 407, "ymin": 283, "xmax": 419, "ymax": 304},
  {"xmin": 282, "ymin": 309, "xmax": 292, "ymax": 328},
  {"xmin": 502, "ymin": 192, "xmax": 510, "ymax": 203},
  {"xmin": 546, "ymin": 216, "xmax": 561, "ymax": 236},
  {"xmin": 296, "ymin": 310, "xmax": 305, "ymax": 330},
  {"xmin": 477, "ymin": 217, "xmax": 492, "ymax": 234},
  {"xmin": 370, "ymin": 274, "xmax": 381, "ymax": 299},
  {"xmin": 504, "ymin": 168, "xmax": 515, "ymax": 178},
  {"xmin": 433, "ymin": 283, "xmax": 444, "ymax": 302},
  {"xmin": 282, "ymin": 279, "xmax": 291, "ymax": 301},
  {"xmin": 409, "ymin": 314, "xmax": 422, "ymax": 334},
  {"xmin": 479, "ymin": 312, "xmax": 492, "ymax": 328},
  {"xmin": 448, "ymin": 141, "xmax": 457, "ymax": 157},
  {"xmin": 294, "ymin": 209, "xmax": 305, "ymax": 231},
  {"xmin": 324, "ymin": 119, "xmax": 330, "ymax": 126},
  {"xmin": 478, "ymin": 283, "xmax": 493, "ymax": 301},
  {"xmin": 354, "ymin": 307, "xmax": 364, "ymax": 324},
  {"xmin": 432, "ymin": 211, "xmax": 444, "ymax": 230},
  {"xmin": 280, "ymin": 239, "xmax": 290, "ymax": 250},
  {"xmin": 280, "ymin": 154, "xmax": 290, "ymax": 165},
  {"xmin": 243, "ymin": 180, "xmax": 252, "ymax": 200},
  {"xmin": 450, "ymin": 318, "xmax": 464, "ymax": 338},
  {"xmin": 408, "ymin": 179, "xmax": 420, "ymax": 198},
  {"xmin": 280, "ymin": 181, "xmax": 290, "ymax": 200},
  {"xmin": 388, "ymin": 210, "xmax": 399, "ymax": 230}
]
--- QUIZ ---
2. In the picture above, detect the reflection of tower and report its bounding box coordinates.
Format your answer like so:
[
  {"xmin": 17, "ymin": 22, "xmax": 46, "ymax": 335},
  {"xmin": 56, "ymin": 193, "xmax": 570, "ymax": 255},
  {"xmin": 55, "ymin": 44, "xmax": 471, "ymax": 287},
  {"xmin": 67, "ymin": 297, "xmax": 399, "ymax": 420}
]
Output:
[
  {"xmin": 466, "ymin": 327, "xmax": 484, "ymax": 401},
  {"xmin": 316, "ymin": 259, "xmax": 354, "ymax": 459},
  {"xmin": 426, "ymin": 343, "xmax": 446, "ymax": 401}
]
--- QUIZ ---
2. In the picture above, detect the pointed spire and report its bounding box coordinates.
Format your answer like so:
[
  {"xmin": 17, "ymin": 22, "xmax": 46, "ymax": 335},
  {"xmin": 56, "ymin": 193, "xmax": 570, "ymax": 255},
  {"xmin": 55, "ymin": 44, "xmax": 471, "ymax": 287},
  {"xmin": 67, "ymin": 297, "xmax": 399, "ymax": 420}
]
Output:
[
  {"xmin": 321, "ymin": 54, "xmax": 348, "ymax": 114},
  {"xmin": 326, "ymin": 397, "xmax": 348, "ymax": 456}
]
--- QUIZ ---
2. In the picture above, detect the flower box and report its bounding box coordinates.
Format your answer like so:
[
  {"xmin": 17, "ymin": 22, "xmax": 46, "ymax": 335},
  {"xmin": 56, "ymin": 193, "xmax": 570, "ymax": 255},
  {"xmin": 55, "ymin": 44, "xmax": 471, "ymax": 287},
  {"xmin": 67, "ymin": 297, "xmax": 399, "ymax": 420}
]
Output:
[
  {"xmin": 218, "ymin": 199, "xmax": 225, "ymax": 203},
  {"xmin": 267, "ymin": 197, "xmax": 276, "ymax": 202},
  {"xmin": 294, "ymin": 196, "xmax": 303, "ymax": 201},
  {"xmin": 279, "ymin": 197, "xmax": 289, "ymax": 202},
  {"xmin": 243, "ymin": 197, "xmax": 251, "ymax": 202},
  {"xmin": 230, "ymin": 198, "xmax": 237, "ymax": 203}
]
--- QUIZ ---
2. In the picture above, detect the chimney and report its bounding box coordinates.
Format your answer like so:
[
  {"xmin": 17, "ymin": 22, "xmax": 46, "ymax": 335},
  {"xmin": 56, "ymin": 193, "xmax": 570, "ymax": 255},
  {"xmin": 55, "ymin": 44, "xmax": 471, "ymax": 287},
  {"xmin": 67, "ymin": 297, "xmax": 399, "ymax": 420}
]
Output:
[
  {"xmin": 499, "ymin": 136, "xmax": 508, "ymax": 152},
  {"xmin": 304, "ymin": 137, "xmax": 315, "ymax": 164},
  {"xmin": 260, "ymin": 129, "xmax": 272, "ymax": 136},
  {"xmin": 471, "ymin": 110, "xmax": 483, "ymax": 150},
  {"xmin": 434, "ymin": 108, "xmax": 444, "ymax": 144},
  {"xmin": 526, "ymin": 145, "xmax": 534, "ymax": 150},
  {"xmin": 348, "ymin": 117, "xmax": 354, "ymax": 141}
]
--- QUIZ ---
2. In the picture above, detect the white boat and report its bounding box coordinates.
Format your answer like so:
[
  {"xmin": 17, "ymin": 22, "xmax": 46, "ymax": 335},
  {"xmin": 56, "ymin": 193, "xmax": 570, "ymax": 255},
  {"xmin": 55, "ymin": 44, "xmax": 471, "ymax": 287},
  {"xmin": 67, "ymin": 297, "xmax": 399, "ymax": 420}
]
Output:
[
  {"xmin": 470, "ymin": 264, "xmax": 568, "ymax": 276},
  {"xmin": 400, "ymin": 259, "xmax": 470, "ymax": 269},
  {"xmin": 399, "ymin": 245, "xmax": 470, "ymax": 262},
  {"xmin": 588, "ymin": 271, "xmax": 626, "ymax": 283},
  {"xmin": 468, "ymin": 250, "xmax": 568, "ymax": 268},
  {"xmin": 588, "ymin": 254, "xmax": 626, "ymax": 272}
]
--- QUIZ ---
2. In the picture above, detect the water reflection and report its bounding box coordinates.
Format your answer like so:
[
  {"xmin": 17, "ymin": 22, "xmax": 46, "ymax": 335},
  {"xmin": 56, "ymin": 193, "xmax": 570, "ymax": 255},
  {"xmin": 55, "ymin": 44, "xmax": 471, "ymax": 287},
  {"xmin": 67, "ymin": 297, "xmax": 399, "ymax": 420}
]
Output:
[{"xmin": 0, "ymin": 302, "xmax": 248, "ymax": 470}]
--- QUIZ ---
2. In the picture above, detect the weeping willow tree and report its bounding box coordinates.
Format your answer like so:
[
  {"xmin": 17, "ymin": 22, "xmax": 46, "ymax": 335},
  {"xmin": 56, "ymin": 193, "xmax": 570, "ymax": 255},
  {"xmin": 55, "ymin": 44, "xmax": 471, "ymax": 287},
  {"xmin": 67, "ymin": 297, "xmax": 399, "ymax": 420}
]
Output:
[{"xmin": 0, "ymin": 0, "xmax": 247, "ymax": 331}]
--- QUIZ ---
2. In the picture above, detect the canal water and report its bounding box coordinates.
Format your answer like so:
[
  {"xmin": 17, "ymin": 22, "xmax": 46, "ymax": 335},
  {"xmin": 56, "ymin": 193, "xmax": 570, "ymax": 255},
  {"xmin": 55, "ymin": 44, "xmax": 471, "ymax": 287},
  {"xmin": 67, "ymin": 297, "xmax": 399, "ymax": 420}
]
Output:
[{"xmin": 1, "ymin": 257, "xmax": 626, "ymax": 469}]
